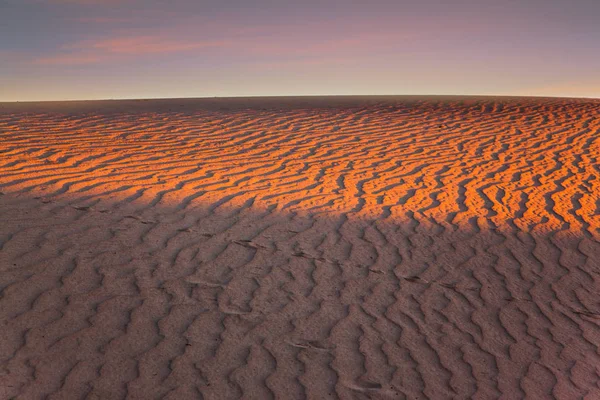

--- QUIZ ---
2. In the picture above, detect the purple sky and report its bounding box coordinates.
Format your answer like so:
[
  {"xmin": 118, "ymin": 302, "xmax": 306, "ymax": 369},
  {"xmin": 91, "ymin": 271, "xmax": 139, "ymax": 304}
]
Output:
[{"xmin": 1, "ymin": 0, "xmax": 599, "ymax": 101}]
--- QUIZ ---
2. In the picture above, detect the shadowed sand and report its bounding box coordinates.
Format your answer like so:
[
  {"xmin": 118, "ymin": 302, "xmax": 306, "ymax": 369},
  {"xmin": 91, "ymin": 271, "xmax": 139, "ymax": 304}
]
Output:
[{"xmin": 1, "ymin": 96, "xmax": 599, "ymax": 399}]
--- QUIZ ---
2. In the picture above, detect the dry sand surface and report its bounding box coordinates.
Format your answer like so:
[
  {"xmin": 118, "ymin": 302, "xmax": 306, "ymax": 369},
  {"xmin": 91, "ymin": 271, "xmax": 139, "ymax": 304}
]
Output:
[{"xmin": 0, "ymin": 96, "xmax": 599, "ymax": 399}]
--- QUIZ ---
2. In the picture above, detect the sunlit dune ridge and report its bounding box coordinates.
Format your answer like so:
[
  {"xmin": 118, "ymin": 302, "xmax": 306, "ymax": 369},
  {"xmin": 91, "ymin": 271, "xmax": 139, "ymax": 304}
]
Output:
[
  {"xmin": 1, "ymin": 97, "xmax": 599, "ymax": 233},
  {"xmin": 1, "ymin": 97, "xmax": 599, "ymax": 399}
]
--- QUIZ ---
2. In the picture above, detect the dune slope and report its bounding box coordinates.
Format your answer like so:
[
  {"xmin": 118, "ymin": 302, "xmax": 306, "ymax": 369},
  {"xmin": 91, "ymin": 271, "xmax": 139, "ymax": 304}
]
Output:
[{"xmin": 1, "ymin": 97, "xmax": 599, "ymax": 399}]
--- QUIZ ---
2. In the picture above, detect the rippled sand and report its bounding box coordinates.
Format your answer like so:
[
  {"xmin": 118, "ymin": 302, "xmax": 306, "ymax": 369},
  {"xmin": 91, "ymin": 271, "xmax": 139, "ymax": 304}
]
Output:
[{"xmin": 1, "ymin": 96, "xmax": 599, "ymax": 399}]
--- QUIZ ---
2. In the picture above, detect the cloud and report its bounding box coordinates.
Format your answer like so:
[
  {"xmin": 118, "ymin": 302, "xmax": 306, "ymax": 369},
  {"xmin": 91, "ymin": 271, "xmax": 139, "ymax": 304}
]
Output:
[
  {"xmin": 34, "ymin": 35, "xmax": 230, "ymax": 65},
  {"xmin": 33, "ymin": 53, "xmax": 109, "ymax": 65},
  {"xmin": 29, "ymin": 17, "xmax": 423, "ymax": 67},
  {"xmin": 72, "ymin": 16, "xmax": 135, "ymax": 23},
  {"xmin": 83, "ymin": 36, "xmax": 228, "ymax": 54},
  {"xmin": 44, "ymin": 0, "xmax": 126, "ymax": 3}
]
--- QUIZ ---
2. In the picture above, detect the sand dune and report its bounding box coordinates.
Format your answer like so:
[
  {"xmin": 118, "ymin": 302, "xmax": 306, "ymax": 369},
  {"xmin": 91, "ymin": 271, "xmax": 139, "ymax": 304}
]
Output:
[{"xmin": 0, "ymin": 96, "xmax": 599, "ymax": 399}]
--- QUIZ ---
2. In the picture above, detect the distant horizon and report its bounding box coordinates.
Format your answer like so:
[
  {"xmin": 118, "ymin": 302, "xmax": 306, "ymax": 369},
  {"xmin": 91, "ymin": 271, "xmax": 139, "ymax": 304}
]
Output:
[{"xmin": 2, "ymin": 93, "xmax": 600, "ymax": 105}]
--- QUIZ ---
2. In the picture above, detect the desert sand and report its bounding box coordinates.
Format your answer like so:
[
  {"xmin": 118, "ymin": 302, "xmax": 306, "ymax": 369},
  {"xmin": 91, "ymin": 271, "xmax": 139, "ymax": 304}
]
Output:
[{"xmin": 0, "ymin": 96, "xmax": 599, "ymax": 399}]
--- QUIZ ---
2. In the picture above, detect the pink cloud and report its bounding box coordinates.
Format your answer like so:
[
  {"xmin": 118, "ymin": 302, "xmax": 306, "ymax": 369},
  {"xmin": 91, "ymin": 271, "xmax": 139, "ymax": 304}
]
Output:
[
  {"xmin": 33, "ymin": 35, "xmax": 231, "ymax": 65},
  {"xmin": 33, "ymin": 53, "xmax": 109, "ymax": 65},
  {"xmin": 49, "ymin": 0, "xmax": 126, "ymax": 3},
  {"xmin": 81, "ymin": 36, "xmax": 228, "ymax": 54},
  {"xmin": 72, "ymin": 16, "xmax": 134, "ymax": 24},
  {"xmin": 29, "ymin": 17, "xmax": 431, "ymax": 67}
]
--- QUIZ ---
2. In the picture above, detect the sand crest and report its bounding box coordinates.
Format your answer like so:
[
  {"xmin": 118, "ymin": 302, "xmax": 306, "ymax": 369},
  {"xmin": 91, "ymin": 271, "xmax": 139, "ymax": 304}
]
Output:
[{"xmin": 1, "ymin": 96, "xmax": 599, "ymax": 399}]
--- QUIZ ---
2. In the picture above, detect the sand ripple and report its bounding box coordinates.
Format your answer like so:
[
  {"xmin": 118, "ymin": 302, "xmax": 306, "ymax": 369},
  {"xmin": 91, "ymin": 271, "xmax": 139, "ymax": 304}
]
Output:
[{"xmin": 1, "ymin": 97, "xmax": 599, "ymax": 399}]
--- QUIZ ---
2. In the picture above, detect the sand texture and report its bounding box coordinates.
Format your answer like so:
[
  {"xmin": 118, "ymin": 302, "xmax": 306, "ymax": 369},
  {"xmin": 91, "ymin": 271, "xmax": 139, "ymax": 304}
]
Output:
[{"xmin": 1, "ymin": 96, "xmax": 599, "ymax": 399}]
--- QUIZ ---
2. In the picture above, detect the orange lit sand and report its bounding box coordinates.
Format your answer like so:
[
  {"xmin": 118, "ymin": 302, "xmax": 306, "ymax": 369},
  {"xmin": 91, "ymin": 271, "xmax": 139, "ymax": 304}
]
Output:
[{"xmin": 1, "ymin": 96, "xmax": 599, "ymax": 399}]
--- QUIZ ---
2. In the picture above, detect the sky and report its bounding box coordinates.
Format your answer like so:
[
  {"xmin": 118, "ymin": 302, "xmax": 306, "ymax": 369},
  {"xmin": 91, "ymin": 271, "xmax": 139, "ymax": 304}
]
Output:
[{"xmin": 1, "ymin": 0, "xmax": 599, "ymax": 101}]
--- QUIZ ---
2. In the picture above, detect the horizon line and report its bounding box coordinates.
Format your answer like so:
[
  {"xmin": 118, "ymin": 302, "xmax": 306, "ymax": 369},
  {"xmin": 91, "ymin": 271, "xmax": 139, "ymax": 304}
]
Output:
[{"xmin": 2, "ymin": 93, "xmax": 600, "ymax": 105}]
